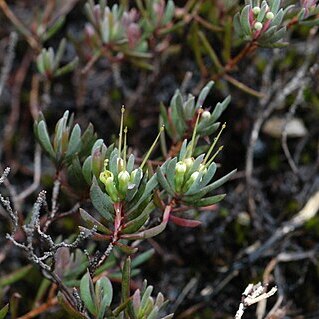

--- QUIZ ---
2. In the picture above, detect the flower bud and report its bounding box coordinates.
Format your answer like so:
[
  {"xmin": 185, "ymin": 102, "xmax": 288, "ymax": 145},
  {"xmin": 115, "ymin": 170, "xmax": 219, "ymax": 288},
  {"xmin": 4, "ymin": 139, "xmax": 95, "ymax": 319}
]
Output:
[
  {"xmin": 266, "ymin": 12, "xmax": 274, "ymax": 20},
  {"xmin": 118, "ymin": 170, "xmax": 130, "ymax": 196},
  {"xmin": 183, "ymin": 158, "xmax": 194, "ymax": 170},
  {"xmin": 183, "ymin": 171, "xmax": 200, "ymax": 192},
  {"xmin": 176, "ymin": 161, "xmax": 187, "ymax": 174},
  {"xmin": 174, "ymin": 161, "xmax": 187, "ymax": 193},
  {"xmin": 252, "ymin": 6, "xmax": 261, "ymax": 15},
  {"xmin": 254, "ymin": 22, "xmax": 263, "ymax": 30},
  {"xmin": 117, "ymin": 158, "xmax": 124, "ymax": 172},
  {"xmin": 201, "ymin": 111, "xmax": 211, "ymax": 120},
  {"xmin": 100, "ymin": 170, "xmax": 118, "ymax": 202}
]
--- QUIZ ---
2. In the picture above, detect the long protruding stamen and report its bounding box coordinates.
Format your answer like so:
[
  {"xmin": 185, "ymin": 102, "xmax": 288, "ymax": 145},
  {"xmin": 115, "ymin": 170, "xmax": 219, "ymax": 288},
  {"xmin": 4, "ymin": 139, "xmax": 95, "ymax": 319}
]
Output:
[
  {"xmin": 140, "ymin": 126, "xmax": 165, "ymax": 169},
  {"xmin": 206, "ymin": 146, "xmax": 224, "ymax": 166},
  {"xmin": 118, "ymin": 106, "xmax": 125, "ymax": 157},
  {"xmin": 123, "ymin": 126, "xmax": 128, "ymax": 170},
  {"xmin": 186, "ymin": 108, "xmax": 202, "ymax": 158},
  {"xmin": 203, "ymin": 123, "xmax": 226, "ymax": 165}
]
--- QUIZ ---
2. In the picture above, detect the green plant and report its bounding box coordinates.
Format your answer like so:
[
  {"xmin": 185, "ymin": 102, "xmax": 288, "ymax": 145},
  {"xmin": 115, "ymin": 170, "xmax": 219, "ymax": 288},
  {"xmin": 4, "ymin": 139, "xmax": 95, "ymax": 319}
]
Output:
[
  {"xmin": 2, "ymin": 0, "xmax": 317, "ymax": 317},
  {"xmin": 233, "ymin": 0, "xmax": 294, "ymax": 47},
  {"xmin": 82, "ymin": 0, "xmax": 175, "ymax": 70},
  {"xmin": 36, "ymin": 38, "xmax": 79, "ymax": 79},
  {"xmin": 1, "ymin": 81, "xmax": 235, "ymax": 318}
]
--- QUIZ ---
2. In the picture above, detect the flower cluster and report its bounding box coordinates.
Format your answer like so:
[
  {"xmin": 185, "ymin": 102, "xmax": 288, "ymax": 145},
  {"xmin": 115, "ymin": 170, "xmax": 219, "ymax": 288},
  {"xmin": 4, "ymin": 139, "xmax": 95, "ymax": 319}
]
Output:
[
  {"xmin": 158, "ymin": 128, "xmax": 235, "ymax": 204},
  {"xmin": 234, "ymin": 0, "xmax": 294, "ymax": 47}
]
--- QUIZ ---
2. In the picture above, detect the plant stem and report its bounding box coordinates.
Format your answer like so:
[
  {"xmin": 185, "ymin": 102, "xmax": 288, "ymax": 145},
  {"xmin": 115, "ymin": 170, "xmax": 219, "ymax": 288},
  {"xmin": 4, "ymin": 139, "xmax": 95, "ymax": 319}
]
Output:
[{"xmin": 0, "ymin": 0, "xmax": 40, "ymax": 52}]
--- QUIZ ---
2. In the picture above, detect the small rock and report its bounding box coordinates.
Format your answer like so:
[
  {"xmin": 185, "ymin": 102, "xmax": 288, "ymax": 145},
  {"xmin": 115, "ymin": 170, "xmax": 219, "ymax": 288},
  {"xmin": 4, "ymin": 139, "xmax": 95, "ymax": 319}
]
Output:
[{"xmin": 262, "ymin": 117, "xmax": 308, "ymax": 138}]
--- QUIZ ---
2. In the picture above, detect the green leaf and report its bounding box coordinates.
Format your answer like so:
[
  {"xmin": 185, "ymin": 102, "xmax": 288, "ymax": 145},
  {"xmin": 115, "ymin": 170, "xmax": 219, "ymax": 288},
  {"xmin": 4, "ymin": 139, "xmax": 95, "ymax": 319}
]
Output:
[
  {"xmin": 55, "ymin": 57, "xmax": 79, "ymax": 77},
  {"xmin": 37, "ymin": 121, "xmax": 55, "ymax": 159},
  {"xmin": 127, "ymin": 154, "xmax": 135, "ymax": 173},
  {"xmin": 187, "ymin": 169, "xmax": 237, "ymax": 200},
  {"xmin": 53, "ymin": 111, "xmax": 69, "ymax": 152},
  {"xmin": 127, "ymin": 173, "xmax": 158, "ymax": 214},
  {"xmin": 266, "ymin": 41, "xmax": 288, "ymax": 48},
  {"xmin": 171, "ymin": 92, "xmax": 186, "ymax": 138},
  {"xmin": 113, "ymin": 298, "xmax": 133, "ymax": 317},
  {"xmin": 299, "ymin": 18, "xmax": 319, "ymax": 26},
  {"xmin": 0, "ymin": 264, "xmax": 32, "ymax": 288},
  {"xmin": 191, "ymin": 194, "xmax": 226, "ymax": 207},
  {"xmin": 122, "ymin": 201, "xmax": 155, "ymax": 234},
  {"xmin": 121, "ymin": 257, "xmax": 131, "ymax": 304},
  {"xmin": 200, "ymin": 163, "xmax": 217, "ymax": 187},
  {"xmin": 124, "ymin": 50, "xmax": 152, "ymax": 59},
  {"xmin": 257, "ymin": 2, "xmax": 267, "ymax": 22},
  {"xmin": 173, "ymin": 91, "xmax": 185, "ymax": 120},
  {"xmin": 54, "ymin": 38, "xmax": 66, "ymax": 69},
  {"xmin": 162, "ymin": 0, "xmax": 174, "ymax": 25},
  {"xmin": 195, "ymin": 81, "xmax": 214, "ymax": 109},
  {"xmin": 82, "ymin": 156, "xmax": 93, "ymax": 184},
  {"xmin": 58, "ymin": 292, "xmax": 87, "ymax": 318},
  {"xmin": 121, "ymin": 211, "xmax": 169, "ymax": 240},
  {"xmin": 269, "ymin": 27, "xmax": 286, "ymax": 43},
  {"xmin": 116, "ymin": 242, "xmax": 139, "ymax": 254},
  {"xmin": 282, "ymin": 5, "xmax": 295, "ymax": 17},
  {"xmin": 240, "ymin": 5, "xmax": 252, "ymax": 36},
  {"xmin": 159, "ymin": 103, "xmax": 172, "ymax": 138},
  {"xmin": 165, "ymin": 157, "xmax": 177, "ymax": 192},
  {"xmin": 147, "ymin": 306, "xmax": 159, "ymax": 319},
  {"xmin": 198, "ymin": 122, "xmax": 220, "ymax": 137},
  {"xmin": 141, "ymin": 286, "xmax": 153, "ymax": 311},
  {"xmin": 157, "ymin": 166, "xmax": 175, "ymax": 196},
  {"xmin": 68, "ymin": 156, "xmax": 87, "ymax": 187},
  {"xmin": 95, "ymin": 276, "xmax": 113, "ymax": 309},
  {"xmin": 66, "ymin": 124, "xmax": 82, "ymax": 158},
  {"xmin": 0, "ymin": 304, "xmax": 9, "ymax": 319},
  {"xmin": 43, "ymin": 48, "xmax": 54, "ymax": 73},
  {"xmin": 80, "ymin": 271, "xmax": 97, "ymax": 316},
  {"xmin": 178, "ymin": 140, "xmax": 188, "ymax": 160},
  {"xmin": 109, "ymin": 149, "xmax": 119, "ymax": 175},
  {"xmin": 233, "ymin": 13, "xmax": 243, "ymax": 38},
  {"xmin": 210, "ymin": 95, "xmax": 231, "ymax": 123},
  {"xmin": 259, "ymin": 25, "xmax": 277, "ymax": 41},
  {"xmin": 183, "ymin": 95, "xmax": 195, "ymax": 120},
  {"xmin": 42, "ymin": 16, "xmax": 65, "ymax": 41},
  {"xmin": 80, "ymin": 123, "xmax": 96, "ymax": 156},
  {"xmin": 131, "ymin": 249, "xmax": 155, "ymax": 268},
  {"xmin": 183, "ymin": 171, "xmax": 204, "ymax": 196},
  {"xmin": 270, "ymin": 0, "xmax": 281, "ymax": 15},
  {"xmin": 90, "ymin": 178, "xmax": 114, "ymax": 222},
  {"xmin": 270, "ymin": 8, "xmax": 283, "ymax": 28},
  {"xmin": 92, "ymin": 145, "xmax": 106, "ymax": 178},
  {"xmin": 36, "ymin": 53, "xmax": 45, "ymax": 74},
  {"xmin": 79, "ymin": 208, "xmax": 111, "ymax": 234}
]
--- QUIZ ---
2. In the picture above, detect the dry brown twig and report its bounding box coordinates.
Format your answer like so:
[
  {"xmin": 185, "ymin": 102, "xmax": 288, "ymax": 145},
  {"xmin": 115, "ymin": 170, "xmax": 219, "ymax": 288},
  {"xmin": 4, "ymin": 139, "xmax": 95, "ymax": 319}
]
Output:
[
  {"xmin": 245, "ymin": 35, "xmax": 319, "ymax": 218},
  {"xmin": 248, "ymin": 189, "xmax": 319, "ymax": 264},
  {"xmin": 0, "ymin": 31, "xmax": 17, "ymax": 97}
]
